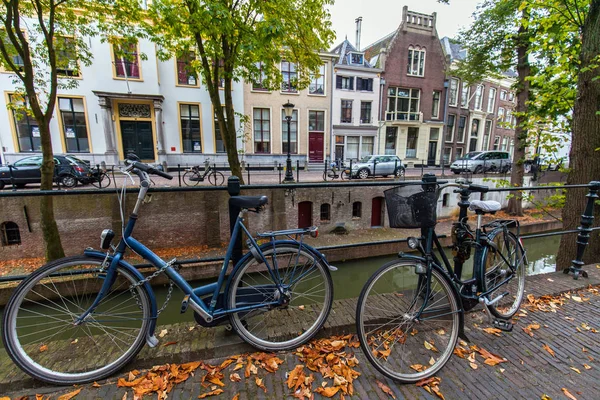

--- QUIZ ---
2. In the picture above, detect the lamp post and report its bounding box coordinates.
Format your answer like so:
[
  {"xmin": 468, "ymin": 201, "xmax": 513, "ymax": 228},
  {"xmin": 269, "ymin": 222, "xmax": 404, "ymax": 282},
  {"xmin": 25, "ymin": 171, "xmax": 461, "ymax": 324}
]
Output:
[{"xmin": 283, "ymin": 101, "xmax": 295, "ymax": 182}]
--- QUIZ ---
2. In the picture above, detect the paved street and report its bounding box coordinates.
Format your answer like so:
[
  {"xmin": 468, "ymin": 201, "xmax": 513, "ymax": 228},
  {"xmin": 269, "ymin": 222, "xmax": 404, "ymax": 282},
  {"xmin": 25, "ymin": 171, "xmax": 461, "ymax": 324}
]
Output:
[{"xmin": 3, "ymin": 265, "xmax": 599, "ymax": 399}]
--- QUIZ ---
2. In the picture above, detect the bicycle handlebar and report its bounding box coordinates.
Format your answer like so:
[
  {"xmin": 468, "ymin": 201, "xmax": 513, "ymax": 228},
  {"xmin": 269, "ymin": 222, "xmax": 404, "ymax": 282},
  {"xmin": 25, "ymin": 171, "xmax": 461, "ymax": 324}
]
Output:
[{"xmin": 124, "ymin": 158, "xmax": 173, "ymax": 180}]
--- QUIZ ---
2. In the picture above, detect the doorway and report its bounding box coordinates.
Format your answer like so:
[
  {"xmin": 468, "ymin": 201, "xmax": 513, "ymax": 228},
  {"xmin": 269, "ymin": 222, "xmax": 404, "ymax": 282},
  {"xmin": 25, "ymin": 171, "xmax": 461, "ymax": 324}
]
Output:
[
  {"xmin": 427, "ymin": 141, "xmax": 437, "ymax": 166},
  {"xmin": 120, "ymin": 121, "xmax": 154, "ymax": 161},
  {"xmin": 371, "ymin": 197, "xmax": 384, "ymax": 227},
  {"xmin": 309, "ymin": 133, "xmax": 324, "ymax": 162},
  {"xmin": 298, "ymin": 201, "xmax": 313, "ymax": 228}
]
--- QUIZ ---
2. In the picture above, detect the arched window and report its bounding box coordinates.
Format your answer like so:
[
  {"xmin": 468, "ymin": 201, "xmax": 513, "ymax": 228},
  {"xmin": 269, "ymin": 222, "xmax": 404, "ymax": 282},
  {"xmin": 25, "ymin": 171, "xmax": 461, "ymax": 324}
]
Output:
[
  {"xmin": 442, "ymin": 193, "xmax": 450, "ymax": 207},
  {"xmin": 1, "ymin": 221, "xmax": 21, "ymax": 246},
  {"xmin": 352, "ymin": 202, "xmax": 362, "ymax": 218},
  {"xmin": 407, "ymin": 45, "xmax": 426, "ymax": 77},
  {"xmin": 320, "ymin": 203, "xmax": 331, "ymax": 222}
]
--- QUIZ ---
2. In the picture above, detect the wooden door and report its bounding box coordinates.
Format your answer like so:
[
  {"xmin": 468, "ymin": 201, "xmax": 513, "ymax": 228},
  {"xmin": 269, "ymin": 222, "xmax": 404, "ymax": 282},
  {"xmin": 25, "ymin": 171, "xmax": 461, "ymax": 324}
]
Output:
[
  {"xmin": 121, "ymin": 121, "xmax": 155, "ymax": 161},
  {"xmin": 298, "ymin": 201, "xmax": 313, "ymax": 228},
  {"xmin": 428, "ymin": 141, "xmax": 437, "ymax": 166},
  {"xmin": 371, "ymin": 197, "xmax": 384, "ymax": 227},
  {"xmin": 308, "ymin": 133, "xmax": 324, "ymax": 162}
]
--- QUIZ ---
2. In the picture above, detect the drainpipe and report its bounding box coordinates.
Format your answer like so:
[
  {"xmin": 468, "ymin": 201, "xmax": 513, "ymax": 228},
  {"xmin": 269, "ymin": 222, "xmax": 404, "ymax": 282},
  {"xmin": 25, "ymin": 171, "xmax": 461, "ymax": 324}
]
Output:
[
  {"xmin": 442, "ymin": 79, "xmax": 449, "ymax": 164},
  {"xmin": 329, "ymin": 57, "xmax": 335, "ymax": 162},
  {"xmin": 377, "ymin": 77, "xmax": 386, "ymax": 153}
]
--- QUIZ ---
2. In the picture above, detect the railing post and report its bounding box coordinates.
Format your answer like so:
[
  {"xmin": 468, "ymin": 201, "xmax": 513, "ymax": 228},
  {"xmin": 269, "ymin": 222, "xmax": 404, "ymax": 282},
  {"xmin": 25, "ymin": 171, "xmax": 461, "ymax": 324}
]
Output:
[
  {"xmin": 247, "ymin": 163, "xmax": 250, "ymax": 185},
  {"xmin": 420, "ymin": 161, "xmax": 424, "ymax": 177},
  {"xmin": 8, "ymin": 165, "xmax": 16, "ymax": 191},
  {"xmin": 227, "ymin": 176, "xmax": 243, "ymax": 266},
  {"xmin": 278, "ymin": 163, "xmax": 282, "ymax": 183},
  {"xmin": 373, "ymin": 159, "xmax": 377, "ymax": 177},
  {"xmin": 177, "ymin": 164, "xmax": 181, "ymax": 187},
  {"xmin": 296, "ymin": 160, "xmax": 300, "ymax": 182},
  {"xmin": 349, "ymin": 159, "xmax": 353, "ymax": 180},
  {"xmin": 564, "ymin": 181, "xmax": 600, "ymax": 279},
  {"xmin": 394, "ymin": 158, "xmax": 398, "ymax": 180}
]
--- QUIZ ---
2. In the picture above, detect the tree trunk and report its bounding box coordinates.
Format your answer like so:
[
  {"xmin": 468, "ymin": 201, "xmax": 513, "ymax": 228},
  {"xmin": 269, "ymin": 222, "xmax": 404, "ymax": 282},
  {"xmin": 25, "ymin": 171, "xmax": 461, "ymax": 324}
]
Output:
[
  {"xmin": 556, "ymin": 0, "xmax": 600, "ymax": 270},
  {"xmin": 38, "ymin": 122, "xmax": 65, "ymax": 261},
  {"xmin": 223, "ymin": 75, "xmax": 244, "ymax": 183},
  {"xmin": 506, "ymin": 12, "xmax": 531, "ymax": 216}
]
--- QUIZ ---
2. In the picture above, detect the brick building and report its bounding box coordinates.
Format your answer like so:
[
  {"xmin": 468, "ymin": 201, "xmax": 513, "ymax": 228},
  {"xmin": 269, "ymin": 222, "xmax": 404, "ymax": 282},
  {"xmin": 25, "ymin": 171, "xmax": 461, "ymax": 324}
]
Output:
[{"xmin": 364, "ymin": 6, "xmax": 447, "ymax": 167}]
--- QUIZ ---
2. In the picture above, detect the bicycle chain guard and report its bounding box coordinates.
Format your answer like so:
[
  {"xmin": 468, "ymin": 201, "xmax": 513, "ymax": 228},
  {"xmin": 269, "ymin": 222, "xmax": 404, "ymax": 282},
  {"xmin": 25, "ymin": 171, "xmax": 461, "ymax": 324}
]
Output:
[{"xmin": 451, "ymin": 223, "xmax": 472, "ymax": 263}]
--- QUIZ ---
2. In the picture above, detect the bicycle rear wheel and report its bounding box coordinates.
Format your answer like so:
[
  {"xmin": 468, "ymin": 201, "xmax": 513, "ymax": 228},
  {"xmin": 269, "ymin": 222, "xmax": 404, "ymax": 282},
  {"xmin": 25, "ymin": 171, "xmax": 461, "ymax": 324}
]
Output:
[
  {"xmin": 227, "ymin": 243, "xmax": 333, "ymax": 351},
  {"xmin": 483, "ymin": 230, "xmax": 526, "ymax": 319},
  {"xmin": 91, "ymin": 173, "xmax": 111, "ymax": 189},
  {"xmin": 183, "ymin": 171, "xmax": 201, "ymax": 186},
  {"xmin": 356, "ymin": 260, "xmax": 460, "ymax": 383},
  {"xmin": 208, "ymin": 171, "xmax": 225, "ymax": 186},
  {"xmin": 2, "ymin": 256, "xmax": 151, "ymax": 385},
  {"xmin": 341, "ymin": 170, "xmax": 350, "ymax": 180}
]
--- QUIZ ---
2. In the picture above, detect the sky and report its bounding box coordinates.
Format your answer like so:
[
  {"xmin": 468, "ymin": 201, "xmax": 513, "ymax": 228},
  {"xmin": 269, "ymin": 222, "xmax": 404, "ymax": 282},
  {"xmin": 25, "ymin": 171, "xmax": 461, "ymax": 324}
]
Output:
[{"xmin": 328, "ymin": 0, "xmax": 483, "ymax": 50}]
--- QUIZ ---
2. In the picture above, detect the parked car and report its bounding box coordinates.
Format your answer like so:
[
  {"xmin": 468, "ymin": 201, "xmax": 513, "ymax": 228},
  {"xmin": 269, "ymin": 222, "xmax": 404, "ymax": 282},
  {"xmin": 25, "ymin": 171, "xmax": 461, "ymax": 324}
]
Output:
[
  {"xmin": 0, "ymin": 155, "xmax": 91, "ymax": 189},
  {"xmin": 450, "ymin": 151, "xmax": 511, "ymax": 174},
  {"xmin": 524, "ymin": 156, "xmax": 567, "ymax": 173},
  {"xmin": 350, "ymin": 155, "xmax": 405, "ymax": 179}
]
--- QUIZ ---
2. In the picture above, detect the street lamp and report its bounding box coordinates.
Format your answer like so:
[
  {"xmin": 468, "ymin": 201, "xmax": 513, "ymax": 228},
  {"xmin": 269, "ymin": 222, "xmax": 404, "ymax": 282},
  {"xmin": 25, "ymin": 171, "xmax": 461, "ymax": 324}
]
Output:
[{"xmin": 283, "ymin": 100, "xmax": 295, "ymax": 182}]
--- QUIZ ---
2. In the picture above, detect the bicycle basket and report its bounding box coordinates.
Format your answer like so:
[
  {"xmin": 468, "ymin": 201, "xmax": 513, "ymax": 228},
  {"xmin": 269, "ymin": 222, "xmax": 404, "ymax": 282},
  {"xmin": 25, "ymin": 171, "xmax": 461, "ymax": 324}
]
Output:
[{"xmin": 384, "ymin": 184, "xmax": 439, "ymax": 229}]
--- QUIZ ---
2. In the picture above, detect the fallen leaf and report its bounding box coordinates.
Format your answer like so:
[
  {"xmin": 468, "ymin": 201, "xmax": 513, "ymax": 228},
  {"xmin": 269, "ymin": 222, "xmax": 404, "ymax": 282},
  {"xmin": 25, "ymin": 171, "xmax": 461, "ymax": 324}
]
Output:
[
  {"xmin": 562, "ymin": 388, "xmax": 577, "ymax": 400},
  {"xmin": 233, "ymin": 363, "xmax": 243, "ymax": 371},
  {"xmin": 547, "ymin": 278, "xmax": 554, "ymax": 282},
  {"xmin": 376, "ymin": 380, "xmax": 396, "ymax": 399},
  {"xmin": 158, "ymin": 329, "xmax": 168, "ymax": 338},
  {"xmin": 499, "ymin": 368, "xmax": 505, "ymax": 373},
  {"xmin": 188, "ymin": 326, "xmax": 195, "ymax": 331},
  {"xmin": 198, "ymin": 389, "xmax": 224, "ymax": 398},
  {"xmin": 70, "ymin": 338, "xmax": 78, "ymax": 344},
  {"xmin": 571, "ymin": 296, "xmax": 582, "ymax": 303},
  {"xmin": 298, "ymin": 305, "xmax": 305, "ymax": 310},
  {"xmin": 208, "ymin": 377, "xmax": 225, "ymax": 387},
  {"xmin": 36, "ymin": 395, "xmax": 44, "ymax": 400},
  {"xmin": 482, "ymin": 327, "xmax": 502, "ymax": 336},
  {"xmin": 543, "ymin": 344, "xmax": 555, "ymax": 357},
  {"xmin": 429, "ymin": 357, "xmax": 436, "ymax": 366},
  {"xmin": 57, "ymin": 389, "xmax": 82, "ymax": 400},
  {"xmin": 163, "ymin": 341, "xmax": 178, "ymax": 347},
  {"xmin": 570, "ymin": 367, "xmax": 581, "ymax": 374},
  {"xmin": 255, "ymin": 377, "xmax": 267, "ymax": 393},
  {"xmin": 541, "ymin": 395, "xmax": 551, "ymax": 400},
  {"xmin": 230, "ymin": 373, "xmax": 241, "ymax": 382},
  {"xmin": 424, "ymin": 341, "xmax": 439, "ymax": 352},
  {"xmin": 92, "ymin": 381, "xmax": 101, "ymax": 388},
  {"xmin": 232, "ymin": 394, "xmax": 239, "ymax": 400},
  {"xmin": 316, "ymin": 386, "xmax": 341, "ymax": 397},
  {"xmin": 39, "ymin": 344, "xmax": 48, "ymax": 352},
  {"xmin": 469, "ymin": 362, "xmax": 478, "ymax": 370}
]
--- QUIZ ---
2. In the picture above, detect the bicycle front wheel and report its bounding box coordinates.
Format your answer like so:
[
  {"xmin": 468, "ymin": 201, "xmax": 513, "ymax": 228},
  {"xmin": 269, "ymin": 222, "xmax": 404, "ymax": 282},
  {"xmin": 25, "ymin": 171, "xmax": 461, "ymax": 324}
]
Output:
[
  {"xmin": 323, "ymin": 171, "xmax": 332, "ymax": 181},
  {"xmin": 356, "ymin": 260, "xmax": 460, "ymax": 383},
  {"xmin": 208, "ymin": 171, "xmax": 225, "ymax": 186},
  {"xmin": 483, "ymin": 230, "xmax": 526, "ymax": 319},
  {"xmin": 2, "ymin": 256, "xmax": 152, "ymax": 385},
  {"xmin": 183, "ymin": 170, "xmax": 201, "ymax": 186},
  {"xmin": 227, "ymin": 243, "xmax": 333, "ymax": 351},
  {"xmin": 91, "ymin": 173, "xmax": 111, "ymax": 189},
  {"xmin": 341, "ymin": 170, "xmax": 350, "ymax": 180}
]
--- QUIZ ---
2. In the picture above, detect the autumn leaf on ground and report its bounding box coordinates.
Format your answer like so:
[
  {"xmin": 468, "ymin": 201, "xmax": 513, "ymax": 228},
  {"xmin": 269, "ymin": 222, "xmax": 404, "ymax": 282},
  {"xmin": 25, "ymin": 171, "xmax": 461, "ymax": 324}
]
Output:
[
  {"xmin": 562, "ymin": 388, "xmax": 577, "ymax": 400},
  {"xmin": 255, "ymin": 377, "xmax": 267, "ymax": 393},
  {"xmin": 56, "ymin": 388, "xmax": 82, "ymax": 400},
  {"xmin": 424, "ymin": 340, "xmax": 439, "ymax": 352},
  {"xmin": 376, "ymin": 380, "xmax": 396, "ymax": 399},
  {"xmin": 230, "ymin": 373, "xmax": 241, "ymax": 382},
  {"xmin": 92, "ymin": 382, "xmax": 101, "ymax": 388},
  {"xmin": 197, "ymin": 389, "xmax": 224, "ymax": 398},
  {"xmin": 542, "ymin": 344, "xmax": 555, "ymax": 357},
  {"xmin": 540, "ymin": 395, "xmax": 552, "ymax": 400},
  {"xmin": 39, "ymin": 344, "xmax": 48, "ymax": 352},
  {"xmin": 469, "ymin": 362, "xmax": 478, "ymax": 370},
  {"xmin": 36, "ymin": 395, "xmax": 44, "ymax": 400},
  {"xmin": 316, "ymin": 386, "xmax": 341, "ymax": 397},
  {"xmin": 158, "ymin": 329, "xmax": 168, "ymax": 338},
  {"xmin": 583, "ymin": 364, "xmax": 592, "ymax": 370},
  {"xmin": 570, "ymin": 367, "xmax": 581, "ymax": 374},
  {"xmin": 482, "ymin": 327, "xmax": 502, "ymax": 336},
  {"xmin": 232, "ymin": 394, "xmax": 239, "ymax": 400}
]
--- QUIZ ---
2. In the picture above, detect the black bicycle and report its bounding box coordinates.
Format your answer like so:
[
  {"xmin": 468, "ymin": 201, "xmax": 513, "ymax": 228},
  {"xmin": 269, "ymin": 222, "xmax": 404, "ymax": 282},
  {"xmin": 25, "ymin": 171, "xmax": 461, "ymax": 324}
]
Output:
[
  {"xmin": 356, "ymin": 175, "xmax": 526, "ymax": 382},
  {"xmin": 323, "ymin": 161, "xmax": 349, "ymax": 181},
  {"xmin": 183, "ymin": 163, "xmax": 225, "ymax": 186}
]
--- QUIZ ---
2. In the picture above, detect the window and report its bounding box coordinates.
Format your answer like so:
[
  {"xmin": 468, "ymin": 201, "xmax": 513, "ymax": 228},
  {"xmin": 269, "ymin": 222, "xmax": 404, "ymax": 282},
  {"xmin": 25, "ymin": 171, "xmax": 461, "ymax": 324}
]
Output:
[
  {"xmin": 407, "ymin": 45, "xmax": 425, "ymax": 76},
  {"xmin": 386, "ymin": 87, "xmax": 420, "ymax": 121},
  {"xmin": 112, "ymin": 41, "xmax": 140, "ymax": 79},
  {"xmin": 214, "ymin": 111, "xmax": 226, "ymax": 153},
  {"xmin": 309, "ymin": 64, "xmax": 325, "ymax": 95},
  {"xmin": 500, "ymin": 90, "xmax": 507, "ymax": 100},
  {"xmin": 406, "ymin": 127, "xmax": 419, "ymax": 158},
  {"xmin": 8, "ymin": 94, "xmax": 41, "ymax": 152},
  {"xmin": 457, "ymin": 116, "xmax": 467, "ymax": 143},
  {"xmin": 432, "ymin": 91, "xmax": 441, "ymax": 119},
  {"xmin": 493, "ymin": 136, "xmax": 500, "ymax": 150},
  {"xmin": 281, "ymin": 60, "xmax": 297, "ymax": 93},
  {"xmin": 430, "ymin": 127, "xmax": 440, "ymax": 141},
  {"xmin": 356, "ymin": 77, "xmax": 373, "ymax": 91},
  {"xmin": 455, "ymin": 147, "xmax": 464, "ymax": 159},
  {"xmin": 58, "ymin": 97, "xmax": 89, "ymax": 153},
  {"xmin": 445, "ymin": 114, "xmax": 456, "ymax": 142},
  {"xmin": 214, "ymin": 59, "xmax": 226, "ymax": 88},
  {"xmin": 469, "ymin": 119, "xmax": 480, "ymax": 152},
  {"xmin": 1, "ymin": 222, "xmax": 20, "ymax": 246},
  {"xmin": 487, "ymin": 87, "xmax": 497, "ymax": 113},
  {"xmin": 505, "ymin": 109, "xmax": 512, "ymax": 124},
  {"xmin": 254, "ymin": 108, "xmax": 271, "ymax": 153},
  {"xmin": 176, "ymin": 52, "xmax": 198, "ymax": 86},
  {"xmin": 56, "ymin": 36, "xmax": 79, "ymax": 77},
  {"xmin": 449, "ymin": 78, "xmax": 459, "ymax": 106},
  {"xmin": 180, "ymin": 104, "xmax": 201, "ymax": 153},
  {"xmin": 442, "ymin": 193, "xmax": 450, "ymax": 207},
  {"xmin": 508, "ymin": 92, "xmax": 515, "ymax": 102},
  {"xmin": 352, "ymin": 202, "xmax": 362, "ymax": 218},
  {"xmin": 361, "ymin": 137, "xmax": 374, "ymax": 159},
  {"xmin": 474, "ymin": 85, "xmax": 484, "ymax": 111},
  {"xmin": 385, "ymin": 127, "xmax": 397, "ymax": 155},
  {"xmin": 341, "ymin": 100, "xmax": 353, "ymax": 123},
  {"xmin": 509, "ymin": 139, "xmax": 515, "ymax": 157},
  {"xmin": 336, "ymin": 75, "xmax": 354, "ymax": 90},
  {"xmin": 501, "ymin": 136, "xmax": 509, "ymax": 151},
  {"xmin": 320, "ymin": 204, "xmax": 331, "ymax": 222},
  {"xmin": 281, "ymin": 109, "xmax": 298, "ymax": 154},
  {"xmin": 252, "ymin": 61, "xmax": 268, "ymax": 91},
  {"xmin": 443, "ymin": 147, "xmax": 452, "ymax": 165},
  {"xmin": 360, "ymin": 102, "xmax": 372, "ymax": 124},
  {"xmin": 460, "ymin": 82, "xmax": 469, "ymax": 108},
  {"xmin": 482, "ymin": 120, "xmax": 492, "ymax": 151},
  {"xmin": 350, "ymin": 52, "xmax": 364, "ymax": 65},
  {"xmin": 347, "ymin": 136, "xmax": 359, "ymax": 159},
  {"xmin": 498, "ymin": 107, "xmax": 505, "ymax": 122},
  {"xmin": 309, "ymin": 110, "xmax": 325, "ymax": 132},
  {"xmin": 0, "ymin": 29, "xmax": 25, "ymax": 72},
  {"xmin": 335, "ymin": 135, "xmax": 345, "ymax": 160}
]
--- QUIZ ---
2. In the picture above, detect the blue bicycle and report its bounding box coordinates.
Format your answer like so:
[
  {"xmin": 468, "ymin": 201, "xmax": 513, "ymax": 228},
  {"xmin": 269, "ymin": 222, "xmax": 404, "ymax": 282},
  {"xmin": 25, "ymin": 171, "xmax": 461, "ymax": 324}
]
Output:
[{"xmin": 2, "ymin": 156, "xmax": 334, "ymax": 385}]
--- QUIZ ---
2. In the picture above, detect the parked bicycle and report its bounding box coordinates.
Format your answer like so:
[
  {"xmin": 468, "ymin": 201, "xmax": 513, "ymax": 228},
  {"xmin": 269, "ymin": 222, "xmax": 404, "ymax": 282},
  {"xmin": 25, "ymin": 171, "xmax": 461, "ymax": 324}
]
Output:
[
  {"xmin": 183, "ymin": 161, "xmax": 225, "ymax": 186},
  {"xmin": 323, "ymin": 161, "xmax": 349, "ymax": 181},
  {"xmin": 88, "ymin": 167, "xmax": 112, "ymax": 189},
  {"xmin": 2, "ymin": 154, "xmax": 334, "ymax": 385},
  {"xmin": 355, "ymin": 175, "xmax": 526, "ymax": 383}
]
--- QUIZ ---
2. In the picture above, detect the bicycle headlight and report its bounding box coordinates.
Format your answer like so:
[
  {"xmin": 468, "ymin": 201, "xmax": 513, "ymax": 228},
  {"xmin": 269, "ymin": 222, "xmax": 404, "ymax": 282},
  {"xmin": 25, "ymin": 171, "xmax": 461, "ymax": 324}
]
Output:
[
  {"xmin": 407, "ymin": 236, "xmax": 420, "ymax": 250},
  {"xmin": 100, "ymin": 229, "xmax": 115, "ymax": 250},
  {"xmin": 309, "ymin": 226, "xmax": 319, "ymax": 238}
]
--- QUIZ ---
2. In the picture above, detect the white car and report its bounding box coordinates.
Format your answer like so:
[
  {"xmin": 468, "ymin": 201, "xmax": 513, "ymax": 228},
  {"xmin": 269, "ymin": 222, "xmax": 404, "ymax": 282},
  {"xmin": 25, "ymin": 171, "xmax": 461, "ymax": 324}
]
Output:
[{"xmin": 350, "ymin": 155, "xmax": 405, "ymax": 179}]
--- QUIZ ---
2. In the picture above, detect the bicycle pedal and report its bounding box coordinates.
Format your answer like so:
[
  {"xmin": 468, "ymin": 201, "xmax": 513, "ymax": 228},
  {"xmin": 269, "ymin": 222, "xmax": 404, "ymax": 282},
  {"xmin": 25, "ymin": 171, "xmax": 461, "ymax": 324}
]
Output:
[
  {"xmin": 492, "ymin": 319, "xmax": 513, "ymax": 332},
  {"xmin": 181, "ymin": 295, "xmax": 190, "ymax": 313}
]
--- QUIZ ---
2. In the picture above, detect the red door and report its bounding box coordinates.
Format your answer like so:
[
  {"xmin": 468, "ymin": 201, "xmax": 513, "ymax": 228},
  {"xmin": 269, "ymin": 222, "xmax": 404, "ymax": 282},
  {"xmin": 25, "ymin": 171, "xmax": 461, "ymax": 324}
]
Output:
[
  {"xmin": 309, "ymin": 133, "xmax": 324, "ymax": 163},
  {"xmin": 298, "ymin": 201, "xmax": 313, "ymax": 228},
  {"xmin": 371, "ymin": 197, "xmax": 384, "ymax": 227}
]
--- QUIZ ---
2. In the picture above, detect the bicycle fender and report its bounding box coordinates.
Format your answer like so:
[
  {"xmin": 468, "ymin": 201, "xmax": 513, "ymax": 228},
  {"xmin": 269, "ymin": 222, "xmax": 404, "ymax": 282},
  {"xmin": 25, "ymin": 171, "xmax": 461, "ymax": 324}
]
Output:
[
  {"xmin": 271, "ymin": 240, "xmax": 337, "ymax": 271},
  {"xmin": 397, "ymin": 254, "xmax": 469, "ymax": 342},
  {"xmin": 83, "ymin": 249, "xmax": 159, "ymax": 342}
]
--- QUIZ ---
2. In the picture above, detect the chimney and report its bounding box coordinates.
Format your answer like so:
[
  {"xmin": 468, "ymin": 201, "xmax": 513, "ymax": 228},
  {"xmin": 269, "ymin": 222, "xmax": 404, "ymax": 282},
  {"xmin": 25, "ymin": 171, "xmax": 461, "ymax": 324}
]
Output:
[{"xmin": 355, "ymin": 16, "xmax": 362, "ymax": 51}]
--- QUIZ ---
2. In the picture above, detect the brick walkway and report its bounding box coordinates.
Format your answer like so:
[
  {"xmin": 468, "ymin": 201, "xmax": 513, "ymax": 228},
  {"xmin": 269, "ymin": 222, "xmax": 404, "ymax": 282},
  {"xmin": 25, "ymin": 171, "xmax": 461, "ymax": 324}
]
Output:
[{"xmin": 2, "ymin": 264, "xmax": 599, "ymax": 399}]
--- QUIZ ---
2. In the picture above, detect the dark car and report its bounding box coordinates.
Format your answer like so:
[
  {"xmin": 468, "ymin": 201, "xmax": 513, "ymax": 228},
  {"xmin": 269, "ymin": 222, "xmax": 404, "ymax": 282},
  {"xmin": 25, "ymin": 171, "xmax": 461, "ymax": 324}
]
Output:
[{"xmin": 0, "ymin": 155, "xmax": 91, "ymax": 189}]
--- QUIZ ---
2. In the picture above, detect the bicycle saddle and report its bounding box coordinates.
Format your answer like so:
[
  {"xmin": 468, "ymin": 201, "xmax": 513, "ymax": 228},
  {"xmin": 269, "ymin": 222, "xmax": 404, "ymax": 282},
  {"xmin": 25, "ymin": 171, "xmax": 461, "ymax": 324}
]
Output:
[
  {"xmin": 469, "ymin": 200, "xmax": 501, "ymax": 213},
  {"xmin": 229, "ymin": 195, "xmax": 268, "ymax": 209}
]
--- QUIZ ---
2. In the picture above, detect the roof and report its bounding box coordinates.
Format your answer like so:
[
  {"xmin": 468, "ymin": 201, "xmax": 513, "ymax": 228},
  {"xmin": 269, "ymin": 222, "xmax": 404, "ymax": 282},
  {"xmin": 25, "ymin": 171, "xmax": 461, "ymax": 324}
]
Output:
[
  {"xmin": 363, "ymin": 30, "xmax": 396, "ymax": 66},
  {"xmin": 440, "ymin": 37, "xmax": 467, "ymax": 61},
  {"xmin": 330, "ymin": 38, "xmax": 376, "ymax": 68}
]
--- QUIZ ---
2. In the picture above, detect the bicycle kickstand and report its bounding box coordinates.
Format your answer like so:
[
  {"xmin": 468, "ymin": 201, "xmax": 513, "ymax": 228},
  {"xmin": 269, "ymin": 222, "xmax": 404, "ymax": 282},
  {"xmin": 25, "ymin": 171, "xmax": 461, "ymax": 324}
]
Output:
[{"xmin": 478, "ymin": 293, "xmax": 513, "ymax": 332}]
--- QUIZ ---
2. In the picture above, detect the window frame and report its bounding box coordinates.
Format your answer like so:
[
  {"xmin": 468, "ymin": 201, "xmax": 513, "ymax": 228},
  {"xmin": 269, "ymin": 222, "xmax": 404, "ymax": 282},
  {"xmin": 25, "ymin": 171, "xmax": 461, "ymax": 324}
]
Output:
[
  {"xmin": 352, "ymin": 201, "xmax": 362, "ymax": 218},
  {"xmin": 460, "ymin": 82, "xmax": 470, "ymax": 108},
  {"xmin": 280, "ymin": 60, "xmax": 298, "ymax": 93},
  {"xmin": 487, "ymin": 87, "xmax": 497, "ymax": 113},
  {"xmin": 56, "ymin": 95, "xmax": 92, "ymax": 153},
  {"xmin": 407, "ymin": 45, "xmax": 426, "ymax": 77},
  {"xmin": 386, "ymin": 87, "xmax": 420, "ymax": 121},
  {"xmin": 445, "ymin": 113, "xmax": 456, "ymax": 143},
  {"xmin": 1, "ymin": 221, "xmax": 21, "ymax": 246},
  {"xmin": 253, "ymin": 107, "xmax": 271, "ymax": 154},
  {"xmin": 474, "ymin": 85, "xmax": 484, "ymax": 111},
  {"xmin": 281, "ymin": 108, "xmax": 298, "ymax": 154},
  {"xmin": 449, "ymin": 78, "xmax": 459, "ymax": 106},
  {"xmin": 341, "ymin": 99, "xmax": 353, "ymax": 124},
  {"xmin": 360, "ymin": 101, "xmax": 372, "ymax": 124},
  {"xmin": 212, "ymin": 105, "xmax": 227, "ymax": 154},
  {"xmin": 320, "ymin": 203, "xmax": 331, "ymax": 222},
  {"xmin": 308, "ymin": 64, "xmax": 326, "ymax": 96},
  {"xmin": 178, "ymin": 102, "xmax": 203, "ymax": 153},
  {"xmin": 251, "ymin": 61, "xmax": 269, "ymax": 92},
  {"xmin": 111, "ymin": 40, "xmax": 143, "ymax": 81},
  {"xmin": 457, "ymin": 115, "xmax": 467, "ymax": 143},
  {"xmin": 55, "ymin": 35, "xmax": 81, "ymax": 79},
  {"xmin": 175, "ymin": 52, "xmax": 200, "ymax": 88},
  {"xmin": 6, "ymin": 92, "xmax": 41, "ymax": 153},
  {"xmin": 432, "ymin": 90, "xmax": 441, "ymax": 119}
]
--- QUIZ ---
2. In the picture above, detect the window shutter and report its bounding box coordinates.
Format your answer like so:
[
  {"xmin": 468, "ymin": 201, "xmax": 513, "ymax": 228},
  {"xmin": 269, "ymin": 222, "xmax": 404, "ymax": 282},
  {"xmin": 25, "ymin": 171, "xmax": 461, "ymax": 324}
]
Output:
[
  {"xmin": 336, "ymin": 75, "xmax": 342, "ymax": 89},
  {"xmin": 349, "ymin": 77, "xmax": 354, "ymax": 90},
  {"xmin": 357, "ymin": 77, "xmax": 363, "ymax": 90},
  {"xmin": 367, "ymin": 79, "xmax": 373, "ymax": 92}
]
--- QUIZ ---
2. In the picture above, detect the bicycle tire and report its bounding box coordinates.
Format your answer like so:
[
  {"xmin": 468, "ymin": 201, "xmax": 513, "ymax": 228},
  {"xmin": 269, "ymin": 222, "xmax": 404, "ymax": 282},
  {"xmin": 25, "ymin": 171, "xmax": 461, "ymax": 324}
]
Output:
[
  {"xmin": 91, "ymin": 173, "xmax": 111, "ymax": 189},
  {"xmin": 2, "ymin": 256, "xmax": 152, "ymax": 385},
  {"xmin": 356, "ymin": 260, "xmax": 460, "ymax": 383},
  {"xmin": 208, "ymin": 171, "xmax": 225, "ymax": 186},
  {"xmin": 227, "ymin": 243, "xmax": 333, "ymax": 351},
  {"xmin": 323, "ymin": 171, "xmax": 333, "ymax": 181},
  {"xmin": 341, "ymin": 170, "xmax": 350, "ymax": 180},
  {"xmin": 183, "ymin": 170, "xmax": 201, "ymax": 186},
  {"xmin": 482, "ymin": 229, "xmax": 526, "ymax": 319}
]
